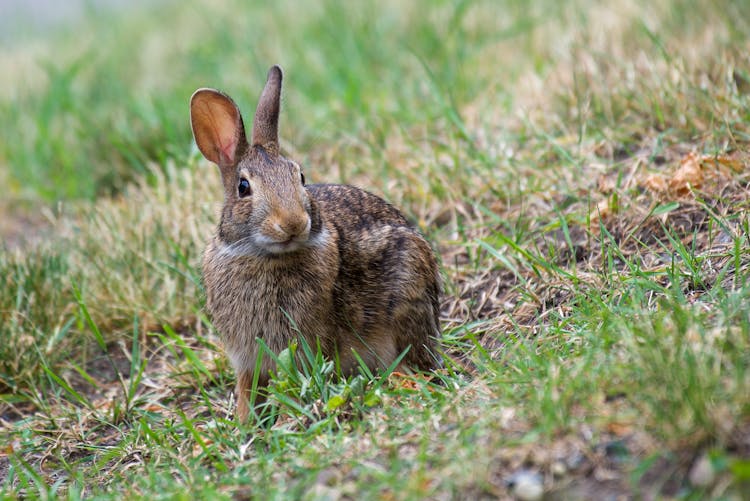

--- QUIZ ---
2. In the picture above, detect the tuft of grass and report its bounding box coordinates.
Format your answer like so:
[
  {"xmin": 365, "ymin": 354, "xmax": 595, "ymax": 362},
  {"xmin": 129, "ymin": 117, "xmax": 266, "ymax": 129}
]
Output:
[{"xmin": 0, "ymin": 248, "xmax": 75, "ymax": 393}]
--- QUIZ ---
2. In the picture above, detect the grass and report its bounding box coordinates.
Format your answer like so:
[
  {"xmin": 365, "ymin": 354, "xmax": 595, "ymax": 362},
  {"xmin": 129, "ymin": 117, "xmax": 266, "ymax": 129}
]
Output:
[{"xmin": 1, "ymin": 0, "xmax": 750, "ymax": 498}]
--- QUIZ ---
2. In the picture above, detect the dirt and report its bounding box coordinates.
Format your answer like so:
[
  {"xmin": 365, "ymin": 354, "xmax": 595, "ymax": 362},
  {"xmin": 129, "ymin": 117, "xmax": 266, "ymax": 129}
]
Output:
[{"xmin": 0, "ymin": 205, "xmax": 54, "ymax": 251}]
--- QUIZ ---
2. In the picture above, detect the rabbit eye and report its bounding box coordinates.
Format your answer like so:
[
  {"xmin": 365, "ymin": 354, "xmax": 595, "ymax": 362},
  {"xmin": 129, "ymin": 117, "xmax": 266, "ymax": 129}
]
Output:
[
  {"xmin": 238, "ymin": 178, "xmax": 251, "ymax": 197},
  {"xmin": 300, "ymin": 171, "xmax": 306, "ymax": 186}
]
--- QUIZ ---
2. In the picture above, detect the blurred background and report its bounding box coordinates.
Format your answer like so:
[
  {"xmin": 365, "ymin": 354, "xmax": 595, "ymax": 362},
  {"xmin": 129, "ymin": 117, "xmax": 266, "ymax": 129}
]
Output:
[
  {"xmin": 0, "ymin": 0, "xmax": 493, "ymax": 201},
  {"xmin": 0, "ymin": 1, "xmax": 151, "ymax": 39},
  {"xmin": 1, "ymin": 0, "xmax": 748, "ymax": 233}
]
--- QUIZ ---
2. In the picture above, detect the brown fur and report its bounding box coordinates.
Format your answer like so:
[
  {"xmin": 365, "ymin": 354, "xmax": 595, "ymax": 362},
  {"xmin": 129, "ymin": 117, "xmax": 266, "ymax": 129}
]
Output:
[{"xmin": 191, "ymin": 66, "xmax": 441, "ymax": 421}]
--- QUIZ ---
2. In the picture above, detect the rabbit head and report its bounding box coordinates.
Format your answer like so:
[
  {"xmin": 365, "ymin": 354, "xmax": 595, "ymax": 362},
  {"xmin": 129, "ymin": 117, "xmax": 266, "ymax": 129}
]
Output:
[{"xmin": 190, "ymin": 66, "xmax": 317, "ymax": 256}]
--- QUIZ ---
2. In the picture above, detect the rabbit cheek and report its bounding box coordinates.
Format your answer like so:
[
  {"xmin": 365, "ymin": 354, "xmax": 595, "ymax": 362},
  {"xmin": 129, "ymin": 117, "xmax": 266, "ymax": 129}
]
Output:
[{"xmin": 231, "ymin": 199, "xmax": 255, "ymax": 222}]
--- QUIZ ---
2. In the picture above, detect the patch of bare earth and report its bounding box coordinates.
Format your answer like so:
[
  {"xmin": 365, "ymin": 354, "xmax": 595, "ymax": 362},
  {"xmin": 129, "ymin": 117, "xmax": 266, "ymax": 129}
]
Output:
[{"xmin": 0, "ymin": 202, "xmax": 55, "ymax": 251}]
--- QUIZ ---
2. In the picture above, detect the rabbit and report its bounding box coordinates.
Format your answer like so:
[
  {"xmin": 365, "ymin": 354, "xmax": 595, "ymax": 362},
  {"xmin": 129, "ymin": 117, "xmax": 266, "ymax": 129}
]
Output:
[{"xmin": 190, "ymin": 65, "xmax": 442, "ymax": 421}]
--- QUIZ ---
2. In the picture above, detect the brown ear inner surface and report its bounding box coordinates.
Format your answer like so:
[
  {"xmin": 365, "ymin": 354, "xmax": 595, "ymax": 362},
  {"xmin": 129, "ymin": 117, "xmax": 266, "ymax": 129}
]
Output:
[
  {"xmin": 251, "ymin": 65, "xmax": 283, "ymax": 152},
  {"xmin": 190, "ymin": 89, "xmax": 246, "ymax": 167}
]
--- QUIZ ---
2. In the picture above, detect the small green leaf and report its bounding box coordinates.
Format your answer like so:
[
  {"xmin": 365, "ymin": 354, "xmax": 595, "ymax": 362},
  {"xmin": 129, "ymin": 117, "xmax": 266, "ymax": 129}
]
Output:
[
  {"xmin": 363, "ymin": 391, "xmax": 381, "ymax": 407},
  {"xmin": 652, "ymin": 201, "xmax": 680, "ymax": 216},
  {"xmin": 730, "ymin": 458, "xmax": 750, "ymax": 481},
  {"xmin": 277, "ymin": 344, "xmax": 297, "ymax": 379},
  {"xmin": 326, "ymin": 394, "xmax": 346, "ymax": 412}
]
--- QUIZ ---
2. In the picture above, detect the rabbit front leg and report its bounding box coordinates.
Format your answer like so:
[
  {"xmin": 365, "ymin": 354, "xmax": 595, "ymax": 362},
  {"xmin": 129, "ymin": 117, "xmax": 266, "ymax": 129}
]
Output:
[
  {"xmin": 234, "ymin": 370, "xmax": 268, "ymax": 422},
  {"xmin": 234, "ymin": 371, "xmax": 252, "ymax": 422}
]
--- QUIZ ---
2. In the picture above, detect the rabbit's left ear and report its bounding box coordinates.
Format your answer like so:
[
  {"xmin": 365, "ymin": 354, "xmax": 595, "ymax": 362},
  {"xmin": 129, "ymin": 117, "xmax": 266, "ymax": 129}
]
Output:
[
  {"xmin": 251, "ymin": 65, "xmax": 283, "ymax": 152},
  {"xmin": 190, "ymin": 88, "xmax": 247, "ymax": 167}
]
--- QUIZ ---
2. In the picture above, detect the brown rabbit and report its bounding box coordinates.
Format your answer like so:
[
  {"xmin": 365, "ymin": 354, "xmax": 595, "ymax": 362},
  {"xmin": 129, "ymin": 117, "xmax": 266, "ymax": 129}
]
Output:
[{"xmin": 190, "ymin": 65, "xmax": 441, "ymax": 421}]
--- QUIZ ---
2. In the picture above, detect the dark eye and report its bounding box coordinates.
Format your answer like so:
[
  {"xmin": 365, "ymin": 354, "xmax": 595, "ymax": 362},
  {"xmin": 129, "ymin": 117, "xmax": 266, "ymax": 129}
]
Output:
[
  {"xmin": 238, "ymin": 178, "xmax": 251, "ymax": 197},
  {"xmin": 300, "ymin": 171, "xmax": 306, "ymax": 186}
]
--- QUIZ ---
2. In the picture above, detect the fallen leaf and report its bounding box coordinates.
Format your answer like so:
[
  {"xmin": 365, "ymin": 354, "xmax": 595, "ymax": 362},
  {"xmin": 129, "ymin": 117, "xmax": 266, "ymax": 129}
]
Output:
[
  {"xmin": 588, "ymin": 198, "xmax": 613, "ymax": 235},
  {"xmin": 606, "ymin": 422, "xmax": 632, "ymax": 436},
  {"xmin": 669, "ymin": 151, "xmax": 704, "ymax": 196},
  {"xmin": 388, "ymin": 371, "xmax": 436, "ymax": 391},
  {"xmin": 641, "ymin": 173, "xmax": 668, "ymax": 193},
  {"xmin": 640, "ymin": 150, "xmax": 747, "ymax": 198},
  {"xmin": 598, "ymin": 174, "xmax": 616, "ymax": 194},
  {"xmin": 598, "ymin": 198, "xmax": 613, "ymax": 217},
  {"xmin": 709, "ymin": 153, "xmax": 745, "ymax": 173}
]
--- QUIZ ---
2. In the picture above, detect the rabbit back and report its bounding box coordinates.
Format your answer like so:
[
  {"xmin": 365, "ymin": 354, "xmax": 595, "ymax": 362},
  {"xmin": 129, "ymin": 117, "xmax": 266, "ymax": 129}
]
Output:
[{"xmin": 309, "ymin": 183, "xmax": 442, "ymax": 373}]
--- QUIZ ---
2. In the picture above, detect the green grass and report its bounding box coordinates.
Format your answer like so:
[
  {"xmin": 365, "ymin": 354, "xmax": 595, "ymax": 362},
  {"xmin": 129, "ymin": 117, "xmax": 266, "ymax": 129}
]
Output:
[{"xmin": 2, "ymin": 0, "xmax": 750, "ymax": 498}]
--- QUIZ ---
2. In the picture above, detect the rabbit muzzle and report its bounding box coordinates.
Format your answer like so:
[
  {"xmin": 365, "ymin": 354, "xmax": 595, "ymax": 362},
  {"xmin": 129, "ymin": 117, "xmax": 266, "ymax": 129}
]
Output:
[{"xmin": 257, "ymin": 212, "xmax": 312, "ymax": 254}]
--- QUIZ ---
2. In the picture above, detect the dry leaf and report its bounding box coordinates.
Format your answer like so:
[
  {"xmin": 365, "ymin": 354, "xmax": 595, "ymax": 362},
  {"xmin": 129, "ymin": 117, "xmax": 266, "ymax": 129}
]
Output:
[
  {"xmin": 389, "ymin": 372, "xmax": 434, "ymax": 390},
  {"xmin": 595, "ymin": 198, "xmax": 612, "ymax": 219},
  {"xmin": 640, "ymin": 151, "xmax": 746, "ymax": 198},
  {"xmin": 669, "ymin": 151, "xmax": 704, "ymax": 196},
  {"xmin": 589, "ymin": 198, "xmax": 613, "ymax": 235},
  {"xmin": 606, "ymin": 422, "xmax": 632, "ymax": 436},
  {"xmin": 597, "ymin": 174, "xmax": 616, "ymax": 194},
  {"xmin": 709, "ymin": 153, "xmax": 745, "ymax": 173},
  {"xmin": 641, "ymin": 173, "xmax": 668, "ymax": 193}
]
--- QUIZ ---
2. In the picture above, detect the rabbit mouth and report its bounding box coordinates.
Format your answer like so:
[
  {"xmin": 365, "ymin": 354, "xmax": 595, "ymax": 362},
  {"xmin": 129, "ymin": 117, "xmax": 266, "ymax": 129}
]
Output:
[
  {"xmin": 252, "ymin": 227, "xmax": 313, "ymax": 255},
  {"xmin": 215, "ymin": 233, "xmax": 305, "ymax": 258},
  {"xmin": 216, "ymin": 223, "xmax": 327, "ymax": 259},
  {"xmin": 258, "ymin": 217, "xmax": 313, "ymax": 255},
  {"xmin": 263, "ymin": 236, "xmax": 308, "ymax": 254}
]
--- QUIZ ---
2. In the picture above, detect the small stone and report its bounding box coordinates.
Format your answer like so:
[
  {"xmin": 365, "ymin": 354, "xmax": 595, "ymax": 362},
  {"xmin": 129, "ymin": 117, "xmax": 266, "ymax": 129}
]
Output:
[
  {"xmin": 688, "ymin": 453, "xmax": 715, "ymax": 487},
  {"xmin": 551, "ymin": 461, "xmax": 567, "ymax": 477},
  {"xmin": 507, "ymin": 470, "xmax": 544, "ymax": 501}
]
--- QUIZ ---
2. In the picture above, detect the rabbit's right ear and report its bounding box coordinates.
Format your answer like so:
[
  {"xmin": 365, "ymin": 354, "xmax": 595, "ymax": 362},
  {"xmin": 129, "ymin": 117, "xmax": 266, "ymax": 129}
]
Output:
[{"xmin": 190, "ymin": 89, "xmax": 247, "ymax": 166}]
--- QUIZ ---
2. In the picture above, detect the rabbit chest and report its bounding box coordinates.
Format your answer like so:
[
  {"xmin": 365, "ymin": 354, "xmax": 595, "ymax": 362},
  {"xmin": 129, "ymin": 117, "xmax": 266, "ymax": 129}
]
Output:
[{"xmin": 202, "ymin": 237, "xmax": 338, "ymax": 371}]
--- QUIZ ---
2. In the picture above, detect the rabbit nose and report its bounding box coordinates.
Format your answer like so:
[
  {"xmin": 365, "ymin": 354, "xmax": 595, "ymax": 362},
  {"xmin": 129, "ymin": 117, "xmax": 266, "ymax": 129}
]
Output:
[{"xmin": 275, "ymin": 213, "xmax": 310, "ymax": 239}]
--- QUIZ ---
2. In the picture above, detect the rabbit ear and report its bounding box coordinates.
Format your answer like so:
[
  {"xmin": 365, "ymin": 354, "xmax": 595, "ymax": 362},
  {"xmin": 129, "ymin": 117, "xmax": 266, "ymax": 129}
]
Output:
[
  {"xmin": 251, "ymin": 65, "xmax": 283, "ymax": 151},
  {"xmin": 190, "ymin": 88, "xmax": 247, "ymax": 166}
]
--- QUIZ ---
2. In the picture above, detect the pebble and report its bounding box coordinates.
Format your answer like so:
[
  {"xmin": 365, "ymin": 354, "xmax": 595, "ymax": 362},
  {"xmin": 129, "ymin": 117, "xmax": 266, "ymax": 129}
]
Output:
[
  {"xmin": 551, "ymin": 461, "xmax": 567, "ymax": 477},
  {"xmin": 507, "ymin": 470, "xmax": 544, "ymax": 501},
  {"xmin": 688, "ymin": 453, "xmax": 715, "ymax": 487}
]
